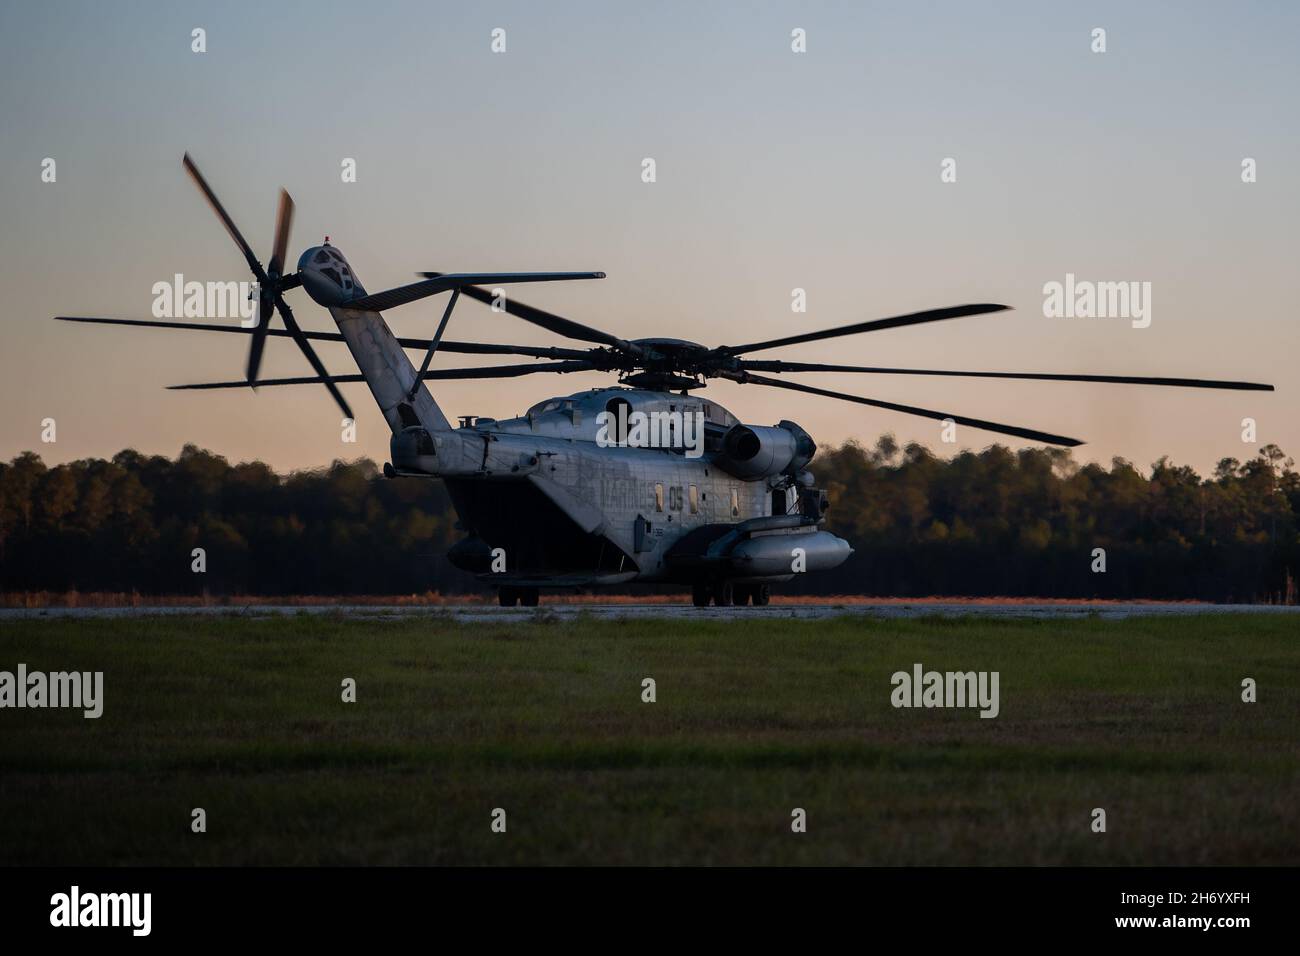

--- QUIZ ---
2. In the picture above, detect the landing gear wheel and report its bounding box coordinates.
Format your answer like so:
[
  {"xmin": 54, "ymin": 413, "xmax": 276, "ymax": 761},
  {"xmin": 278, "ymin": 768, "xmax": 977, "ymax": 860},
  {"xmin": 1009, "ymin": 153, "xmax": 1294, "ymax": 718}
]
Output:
[
  {"xmin": 519, "ymin": 587, "xmax": 540, "ymax": 607},
  {"xmin": 733, "ymin": 584, "xmax": 753, "ymax": 606},
  {"xmin": 692, "ymin": 583, "xmax": 712, "ymax": 607},
  {"xmin": 751, "ymin": 584, "xmax": 771, "ymax": 606},
  {"xmin": 712, "ymin": 581, "xmax": 735, "ymax": 607},
  {"xmin": 497, "ymin": 586, "xmax": 520, "ymax": 607}
]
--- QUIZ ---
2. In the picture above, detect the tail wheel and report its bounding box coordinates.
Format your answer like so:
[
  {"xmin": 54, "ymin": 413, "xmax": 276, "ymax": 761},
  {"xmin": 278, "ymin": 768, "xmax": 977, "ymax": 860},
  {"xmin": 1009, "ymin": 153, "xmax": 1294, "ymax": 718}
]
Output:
[
  {"xmin": 691, "ymin": 583, "xmax": 712, "ymax": 607},
  {"xmin": 752, "ymin": 584, "xmax": 771, "ymax": 606},
  {"xmin": 712, "ymin": 581, "xmax": 735, "ymax": 607}
]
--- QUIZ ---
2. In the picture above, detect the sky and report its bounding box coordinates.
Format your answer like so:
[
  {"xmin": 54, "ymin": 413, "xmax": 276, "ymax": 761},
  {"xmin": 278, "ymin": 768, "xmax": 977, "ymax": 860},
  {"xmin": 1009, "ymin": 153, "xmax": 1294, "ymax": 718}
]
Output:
[{"xmin": 1, "ymin": 0, "xmax": 1296, "ymax": 476}]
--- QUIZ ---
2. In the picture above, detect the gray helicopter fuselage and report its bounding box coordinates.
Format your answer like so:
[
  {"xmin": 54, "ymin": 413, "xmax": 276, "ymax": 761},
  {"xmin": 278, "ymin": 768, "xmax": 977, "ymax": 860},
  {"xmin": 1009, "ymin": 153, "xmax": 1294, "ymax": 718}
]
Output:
[
  {"xmin": 395, "ymin": 387, "xmax": 793, "ymax": 584},
  {"xmin": 389, "ymin": 383, "xmax": 858, "ymax": 586}
]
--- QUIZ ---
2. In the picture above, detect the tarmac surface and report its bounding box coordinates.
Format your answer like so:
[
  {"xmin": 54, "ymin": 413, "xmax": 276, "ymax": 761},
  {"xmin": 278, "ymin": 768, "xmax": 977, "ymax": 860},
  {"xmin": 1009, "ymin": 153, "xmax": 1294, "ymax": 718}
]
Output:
[{"xmin": 4, "ymin": 602, "xmax": 1300, "ymax": 622}]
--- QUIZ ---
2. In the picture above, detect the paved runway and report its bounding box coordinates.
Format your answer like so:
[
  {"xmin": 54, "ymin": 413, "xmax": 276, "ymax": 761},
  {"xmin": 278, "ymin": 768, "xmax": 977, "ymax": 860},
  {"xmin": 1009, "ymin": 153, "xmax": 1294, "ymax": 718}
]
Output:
[{"xmin": 4, "ymin": 602, "xmax": 1299, "ymax": 622}]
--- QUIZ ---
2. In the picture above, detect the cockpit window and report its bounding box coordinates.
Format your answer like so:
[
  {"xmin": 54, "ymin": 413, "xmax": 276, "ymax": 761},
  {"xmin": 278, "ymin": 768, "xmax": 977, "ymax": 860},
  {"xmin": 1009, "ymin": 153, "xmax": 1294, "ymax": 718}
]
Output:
[
  {"xmin": 313, "ymin": 250, "xmax": 330, "ymax": 264},
  {"xmin": 321, "ymin": 267, "xmax": 342, "ymax": 286},
  {"xmin": 328, "ymin": 249, "xmax": 345, "ymax": 262}
]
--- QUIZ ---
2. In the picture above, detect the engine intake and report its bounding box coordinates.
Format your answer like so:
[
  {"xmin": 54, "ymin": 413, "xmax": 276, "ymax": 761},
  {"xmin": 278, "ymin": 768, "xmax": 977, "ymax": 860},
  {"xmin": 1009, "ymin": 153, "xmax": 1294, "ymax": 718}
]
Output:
[{"xmin": 715, "ymin": 420, "xmax": 815, "ymax": 480}]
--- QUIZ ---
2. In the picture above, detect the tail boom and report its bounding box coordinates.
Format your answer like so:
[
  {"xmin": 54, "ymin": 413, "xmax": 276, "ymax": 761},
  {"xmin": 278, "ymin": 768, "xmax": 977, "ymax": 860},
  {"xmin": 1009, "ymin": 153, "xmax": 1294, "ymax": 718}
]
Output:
[{"xmin": 329, "ymin": 306, "xmax": 451, "ymax": 433}]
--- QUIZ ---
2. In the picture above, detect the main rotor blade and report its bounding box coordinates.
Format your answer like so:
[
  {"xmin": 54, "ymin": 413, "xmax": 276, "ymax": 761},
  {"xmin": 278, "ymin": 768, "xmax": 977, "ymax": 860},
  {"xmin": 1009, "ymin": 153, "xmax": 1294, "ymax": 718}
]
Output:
[
  {"xmin": 736, "ymin": 373, "xmax": 1083, "ymax": 447},
  {"xmin": 418, "ymin": 360, "xmax": 596, "ymax": 379},
  {"xmin": 434, "ymin": 340, "xmax": 598, "ymax": 361},
  {"xmin": 168, "ymin": 361, "xmax": 596, "ymax": 390},
  {"xmin": 56, "ymin": 315, "xmax": 315, "ymax": 336},
  {"xmin": 348, "ymin": 272, "xmax": 605, "ymax": 314},
  {"xmin": 721, "ymin": 304, "xmax": 1011, "ymax": 356},
  {"xmin": 427, "ymin": 273, "xmax": 644, "ymax": 356},
  {"xmin": 169, "ymin": 375, "xmax": 365, "ymax": 390},
  {"xmin": 273, "ymin": 295, "xmax": 353, "ymax": 419},
  {"xmin": 54, "ymin": 315, "xmax": 598, "ymax": 360},
  {"xmin": 182, "ymin": 153, "xmax": 268, "ymax": 283},
  {"xmin": 739, "ymin": 360, "xmax": 1275, "ymax": 392}
]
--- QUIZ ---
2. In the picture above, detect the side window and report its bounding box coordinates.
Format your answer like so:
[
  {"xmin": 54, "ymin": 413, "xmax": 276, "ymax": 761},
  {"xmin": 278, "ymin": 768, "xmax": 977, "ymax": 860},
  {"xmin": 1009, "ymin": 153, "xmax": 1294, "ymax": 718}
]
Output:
[
  {"xmin": 730, "ymin": 488, "xmax": 740, "ymax": 517},
  {"xmin": 607, "ymin": 398, "xmax": 632, "ymax": 445},
  {"xmin": 654, "ymin": 482, "xmax": 664, "ymax": 512},
  {"xmin": 688, "ymin": 484, "xmax": 699, "ymax": 514}
]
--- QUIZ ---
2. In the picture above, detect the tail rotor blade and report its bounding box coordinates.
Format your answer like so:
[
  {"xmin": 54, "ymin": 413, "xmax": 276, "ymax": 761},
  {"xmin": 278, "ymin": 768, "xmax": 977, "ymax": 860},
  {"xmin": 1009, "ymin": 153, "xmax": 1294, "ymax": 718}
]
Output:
[
  {"xmin": 274, "ymin": 295, "xmax": 353, "ymax": 419},
  {"xmin": 267, "ymin": 189, "xmax": 294, "ymax": 279},
  {"xmin": 182, "ymin": 153, "xmax": 267, "ymax": 282},
  {"xmin": 248, "ymin": 189, "xmax": 295, "ymax": 386},
  {"xmin": 246, "ymin": 292, "xmax": 274, "ymax": 385}
]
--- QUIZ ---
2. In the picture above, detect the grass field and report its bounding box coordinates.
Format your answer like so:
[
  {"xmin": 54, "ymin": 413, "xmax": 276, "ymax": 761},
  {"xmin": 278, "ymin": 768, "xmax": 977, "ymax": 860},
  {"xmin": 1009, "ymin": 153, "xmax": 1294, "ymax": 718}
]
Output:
[{"xmin": 1, "ymin": 612, "xmax": 1297, "ymax": 865}]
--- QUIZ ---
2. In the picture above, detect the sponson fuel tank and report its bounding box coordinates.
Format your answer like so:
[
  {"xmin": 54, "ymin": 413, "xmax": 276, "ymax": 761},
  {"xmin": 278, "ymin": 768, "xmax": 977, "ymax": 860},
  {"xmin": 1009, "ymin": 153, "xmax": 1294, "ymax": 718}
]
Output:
[
  {"xmin": 729, "ymin": 528, "xmax": 852, "ymax": 577},
  {"xmin": 665, "ymin": 514, "xmax": 852, "ymax": 581}
]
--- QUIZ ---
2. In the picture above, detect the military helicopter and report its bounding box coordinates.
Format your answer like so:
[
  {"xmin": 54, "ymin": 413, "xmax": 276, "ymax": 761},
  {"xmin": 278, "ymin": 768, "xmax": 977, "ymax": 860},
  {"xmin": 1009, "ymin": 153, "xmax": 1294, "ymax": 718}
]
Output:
[{"xmin": 58, "ymin": 156, "xmax": 1275, "ymax": 607}]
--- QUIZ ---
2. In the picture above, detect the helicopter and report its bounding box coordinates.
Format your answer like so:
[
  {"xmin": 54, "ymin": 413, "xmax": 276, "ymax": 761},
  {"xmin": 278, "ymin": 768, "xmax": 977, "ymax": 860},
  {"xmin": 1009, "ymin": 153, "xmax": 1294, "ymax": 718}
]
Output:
[{"xmin": 57, "ymin": 156, "xmax": 1275, "ymax": 607}]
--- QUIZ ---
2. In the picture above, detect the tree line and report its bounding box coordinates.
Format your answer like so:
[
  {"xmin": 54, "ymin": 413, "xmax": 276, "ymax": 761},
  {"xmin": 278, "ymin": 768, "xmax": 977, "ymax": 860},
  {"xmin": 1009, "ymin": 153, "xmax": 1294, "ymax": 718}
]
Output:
[{"xmin": 1, "ymin": 439, "xmax": 1296, "ymax": 602}]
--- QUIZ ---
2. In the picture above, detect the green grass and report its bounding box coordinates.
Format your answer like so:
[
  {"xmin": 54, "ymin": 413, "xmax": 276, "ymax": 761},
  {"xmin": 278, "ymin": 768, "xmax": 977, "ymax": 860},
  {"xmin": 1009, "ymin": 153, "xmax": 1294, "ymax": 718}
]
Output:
[{"xmin": 0, "ymin": 612, "xmax": 1297, "ymax": 865}]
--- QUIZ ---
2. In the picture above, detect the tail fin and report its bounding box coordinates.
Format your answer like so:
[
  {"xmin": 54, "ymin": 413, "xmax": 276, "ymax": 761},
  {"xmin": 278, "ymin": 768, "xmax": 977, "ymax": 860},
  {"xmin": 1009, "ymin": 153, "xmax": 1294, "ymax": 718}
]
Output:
[
  {"xmin": 328, "ymin": 305, "xmax": 451, "ymax": 433},
  {"xmin": 298, "ymin": 245, "xmax": 602, "ymax": 435}
]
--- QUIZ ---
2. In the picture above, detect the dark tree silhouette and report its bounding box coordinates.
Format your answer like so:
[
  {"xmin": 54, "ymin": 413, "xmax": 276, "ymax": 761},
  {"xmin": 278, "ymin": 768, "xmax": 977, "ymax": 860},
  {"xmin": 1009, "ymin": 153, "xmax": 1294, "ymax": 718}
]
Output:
[{"xmin": 1, "ymin": 440, "xmax": 1296, "ymax": 602}]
